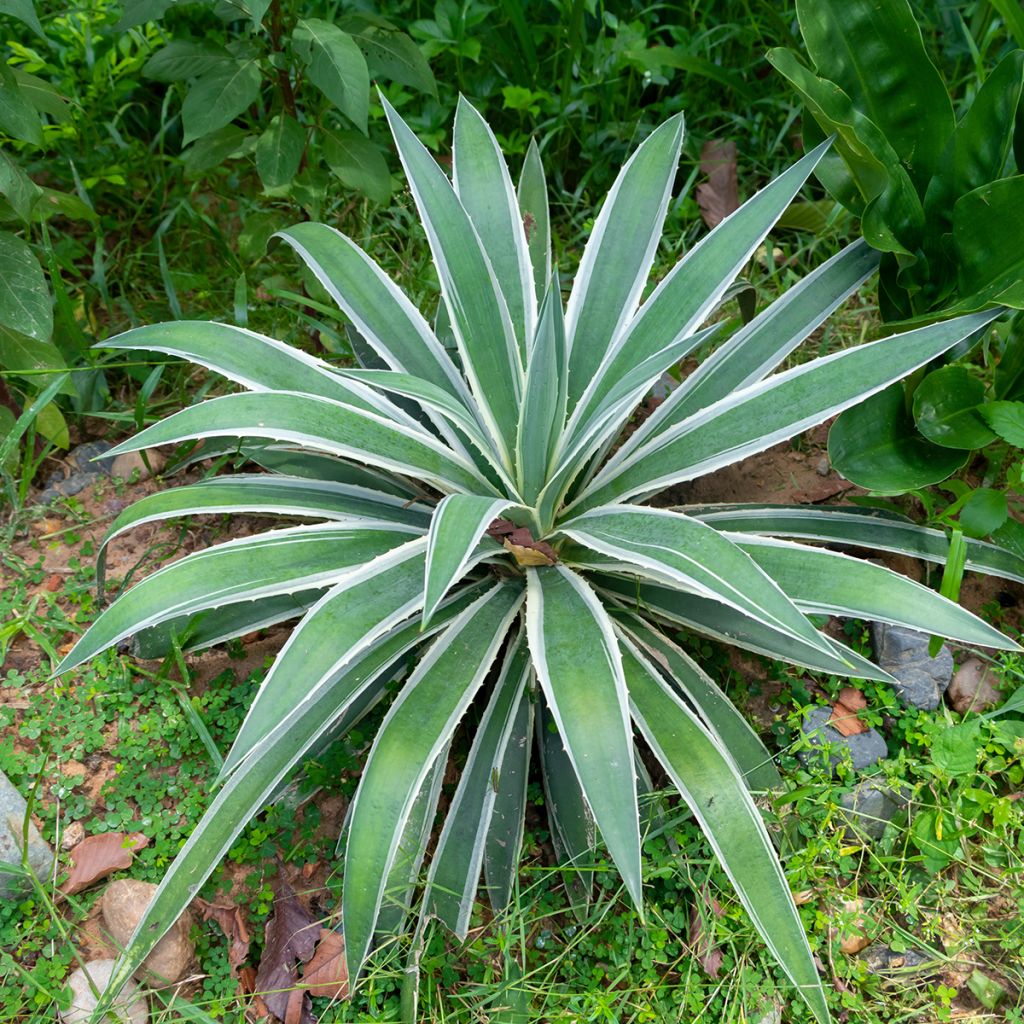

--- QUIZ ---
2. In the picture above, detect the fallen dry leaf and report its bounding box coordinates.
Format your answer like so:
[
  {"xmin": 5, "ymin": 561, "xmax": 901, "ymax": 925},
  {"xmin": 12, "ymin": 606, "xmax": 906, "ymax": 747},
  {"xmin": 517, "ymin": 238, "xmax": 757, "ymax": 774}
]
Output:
[
  {"xmin": 300, "ymin": 929, "xmax": 349, "ymax": 1001},
  {"xmin": 688, "ymin": 892, "xmax": 725, "ymax": 978},
  {"xmin": 254, "ymin": 877, "xmax": 319, "ymax": 1024},
  {"xmin": 829, "ymin": 687, "xmax": 868, "ymax": 737},
  {"xmin": 696, "ymin": 139, "xmax": 739, "ymax": 229},
  {"xmin": 60, "ymin": 832, "xmax": 149, "ymax": 895},
  {"xmin": 195, "ymin": 898, "xmax": 251, "ymax": 974},
  {"xmin": 792, "ymin": 888, "xmax": 815, "ymax": 906}
]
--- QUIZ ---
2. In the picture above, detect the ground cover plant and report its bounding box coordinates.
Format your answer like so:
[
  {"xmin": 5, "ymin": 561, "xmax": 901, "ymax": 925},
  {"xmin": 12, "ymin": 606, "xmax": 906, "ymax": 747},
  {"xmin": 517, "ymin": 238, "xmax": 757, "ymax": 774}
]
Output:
[{"xmin": 49, "ymin": 95, "xmax": 1024, "ymax": 1024}]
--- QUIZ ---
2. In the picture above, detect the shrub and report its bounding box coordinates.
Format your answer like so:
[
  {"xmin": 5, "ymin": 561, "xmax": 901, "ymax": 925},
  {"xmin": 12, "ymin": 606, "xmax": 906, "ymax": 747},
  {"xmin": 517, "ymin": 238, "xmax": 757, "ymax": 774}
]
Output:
[{"xmin": 59, "ymin": 98, "xmax": 1019, "ymax": 1022}]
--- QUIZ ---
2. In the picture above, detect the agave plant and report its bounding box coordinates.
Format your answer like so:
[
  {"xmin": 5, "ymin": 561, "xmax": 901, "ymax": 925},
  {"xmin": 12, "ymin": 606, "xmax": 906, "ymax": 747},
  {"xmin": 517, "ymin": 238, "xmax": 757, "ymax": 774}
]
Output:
[{"xmin": 60, "ymin": 98, "xmax": 1020, "ymax": 1022}]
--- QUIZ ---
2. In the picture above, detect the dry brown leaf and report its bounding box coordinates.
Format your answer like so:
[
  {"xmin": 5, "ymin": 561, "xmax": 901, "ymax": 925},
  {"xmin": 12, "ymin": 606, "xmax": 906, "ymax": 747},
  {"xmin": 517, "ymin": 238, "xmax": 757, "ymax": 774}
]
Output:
[
  {"xmin": 60, "ymin": 831, "xmax": 149, "ymax": 895},
  {"xmin": 254, "ymin": 877, "xmax": 318, "ymax": 1024},
  {"xmin": 300, "ymin": 929, "xmax": 349, "ymax": 1001},
  {"xmin": 696, "ymin": 139, "xmax": 738, "ymax": 229},
  {"xmin": 829, "ymin": 687, "xmax": 869, "ymax": 737},
  {"xmin": 195, "ymin": 898, "xmax": 251, "ymax": 974},
  {"xmin": 502, "ymin": 539, "xmax": 556, "ymax": 566},
  {"xmin": 687, "ymin": 893, "xmax": 725, "ymax": 978},
  {"xmin": 792, "ymin": 888, "xmax": 815, "ymax": 906}
]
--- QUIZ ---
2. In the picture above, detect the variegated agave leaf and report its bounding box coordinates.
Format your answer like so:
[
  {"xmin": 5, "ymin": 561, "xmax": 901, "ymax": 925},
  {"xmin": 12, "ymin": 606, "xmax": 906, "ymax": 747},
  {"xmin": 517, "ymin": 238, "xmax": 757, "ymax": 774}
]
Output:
[{"xmin": 62, "ymin": 97, "xmax": 1019, "ymax": 1024}]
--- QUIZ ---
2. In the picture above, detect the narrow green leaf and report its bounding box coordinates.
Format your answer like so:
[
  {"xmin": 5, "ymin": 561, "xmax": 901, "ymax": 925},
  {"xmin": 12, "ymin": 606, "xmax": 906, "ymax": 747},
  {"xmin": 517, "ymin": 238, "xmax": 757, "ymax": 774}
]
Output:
[
  {"xmin": 624, "ymin": 638, "xmax": 830, "ymax": 1024},
  {"xmin": 382, "ymin": 95, "xmax": 522, "ymax": 461},
  {"xmin": 423, "ymin": 494, "xmax": 510, "ymax": 627},
  {"xmin": 953, "ymin": 177, "xmax": 1024, "ymax": 310},
  {"xmin": 454, "ymin": 96, "xmax": 535, "ymax": 354},
  {"xmin": 343, "ymin": 582, "xmax": 524, "ymax": 983},
  {"xmin": 525, "ymin": 566, "xmax": 642, "ymax": 910},
  {"xmin": 293, "ymin": 19, "xmax": 369, "ymax": 132},
  {"xmin": 565, "ymin": 115, "xmax": 684, "ymax": 408},
  {"xmin": 517, "ymin": 139, "xmax": 551, "ymax": 305},
  {"xmin": 181, "ymin": 60, "xmax": 260, "ymax": 146},
  {"xmin": 425, "ymin": 634, "xmax": 530, "ymax": 936}
]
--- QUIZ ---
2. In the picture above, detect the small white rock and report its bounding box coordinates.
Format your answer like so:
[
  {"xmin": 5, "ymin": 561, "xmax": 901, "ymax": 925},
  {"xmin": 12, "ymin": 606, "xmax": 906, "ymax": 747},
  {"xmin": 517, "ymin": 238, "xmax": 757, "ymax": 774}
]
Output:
[
  {"xmin": 60, "ymin": 820, "xmax": 85, "ymax": 851},
  {"xmin": 61, "ymin": 960, "xmax": 148, "ymax": 1024}
]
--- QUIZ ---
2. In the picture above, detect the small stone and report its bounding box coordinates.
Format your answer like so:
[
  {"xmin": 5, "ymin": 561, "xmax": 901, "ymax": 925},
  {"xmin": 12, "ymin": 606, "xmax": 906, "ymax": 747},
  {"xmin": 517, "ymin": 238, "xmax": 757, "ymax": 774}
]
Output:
[
  {"xmin": 61, "ymin": 960, "xmax": 148, "ymax": 1024},
  {"xmin": 0, "ymin": 769, "xmax": 54, "ymax": 897},
  {"xmin": 39, "ymin": 441, "xmax": 117, "ymax": 503},
  {"xmin": 800, "ymin": 707, "xmax": 888, "ymax": 771},
  {"xmin": 815, "ymin": 455, "xmax": 830, "ymax": 476},
  {"xmin": 101, "ymin": 879, "xmax": 193, "ymax": 985},
  {"xmin": 860, "ymin": 944, "xmax": 932, "ymax": 975},
  {"xmin": 111, "ymin": 449, "xmax": 165, "ymax": 482},
  {"xmin": 61, "ymin": 820, "xmax": 86, "ymax": 851},
  {"xmin": 840, "ymin": 781, "xmax": 908, "ymax": 840},
  {"xmin": 947, "ymin": 657, "xmax": 1003, "ymax": 714},
  {"xmin": 838, "ymin": 897, "xmax": 872, "ymax": 954},
  {"xmin": 871, "ymin": 622, "xmax": 953, "ymax": 710}
]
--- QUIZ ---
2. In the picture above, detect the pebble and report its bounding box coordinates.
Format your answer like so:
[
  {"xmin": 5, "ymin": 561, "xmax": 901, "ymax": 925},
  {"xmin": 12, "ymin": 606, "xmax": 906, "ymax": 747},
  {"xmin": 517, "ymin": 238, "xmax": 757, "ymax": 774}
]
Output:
[
  {"xmin": 871, "ymin": 622, "xmax": 953, "ymax": 710},
  {"xmin": 839, "ymin": 780, "xmax": 909, "ymax": 840},
  {"xmin": 61, "ymin": 960, "xmax": 148, "ymax": 1024},
  {"xmin": 101, "ymin": 879, "xmax": 193, "ymax": 985},
  {"xmin": 110, "ymin": 449, "xmax": 165, "ymax": 482},
  {"xmin": 947, "ymin": 657, "xmax": 1003, "ymax": 714},
  {"xmin": 0, "ymin": 769, "xmax": 54, "ymax": 897},
  {"xmin": 38, "ymin": 441, "xmax": 116, "ymax": 503},
  {"xmin": 815, "ymin": 455, "xmax": 830, "ymax": 476},
  {"xmin": 61, "ymin": 820, "xmax": 86, "ymax": 851},
  {"xmin": 800, "ymin": 706, "xmax": 887, "ymax": 771}
]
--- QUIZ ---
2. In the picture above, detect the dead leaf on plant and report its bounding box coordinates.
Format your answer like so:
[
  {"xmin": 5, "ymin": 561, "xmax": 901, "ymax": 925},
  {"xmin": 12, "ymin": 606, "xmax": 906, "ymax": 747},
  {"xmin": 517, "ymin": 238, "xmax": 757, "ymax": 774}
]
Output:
[
  {"xmin": 195, "ymin": 897, "xmax": 251, "ymax": 974},
  {"xmin": 696, "ymin": 139, "xmax": 739, "ymax": 229},
  {"xmin": 829, "ymin": 687, "xmax": 868, "ymax": 737},
  {"xmin": 60, "ymin": 831, "xmax": 149, "ymax": 895}
]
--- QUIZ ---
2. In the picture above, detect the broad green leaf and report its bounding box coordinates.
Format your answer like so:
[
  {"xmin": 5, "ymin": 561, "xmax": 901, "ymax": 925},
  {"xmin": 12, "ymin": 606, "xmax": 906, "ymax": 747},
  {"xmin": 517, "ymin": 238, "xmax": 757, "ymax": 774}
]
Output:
[
  {"xmin": 275, "ymin": 223, "xmax": 468, "ymax": 409},
  {"xmin": 924, "ymin": 51, "xmax": 1024, "ymax": 234},
  {"xmin": 56, "ymin": 523, "xmax": 419, "ymax": 674},
  {"xmin": 98, "ymin": 391, "xmax": 492, "ymax": 496},
  {"xmin": 598, "ymin": 573, "xmax": 893, "ymax": 683},
  {"xmin": 181, "ymin": 60, "xmax": 261, "ymax": 146},
  {"xmin": 97, "ymin": 474, "xmax": 431, "ymax": 590},
  {"xmin": 535, "ymin": 694, "xmax": 596, "ymax": 914},
  {"xmin": 0, "ymin": 232, "xmax": 51, "ymax": 342},
  {"xmin": 615, "ymin": 615, "xmax": 780, "ymax": 791},
  {"xmin": 517, "ymin": 139, "xmax": 550, "ymax": 305},
  {"xmin": 624, "ymin": 638, "xmax": 829, "ymax": 1024},
  {"xmin": 0, "ymin": 66, "xmax": 41, "ymax": 144},
  {"xmin": 0, "ymin": 0, "xmax": 42, "ymax": 35},
  {"xmin": 183, "ymin": 126, "xmax": 251, "ymax": 179},
  {"xmin": 34, "ymin": 401, "xmax": 67, "ymax": 447},
  {"xmin": 982, "ymin": 399, "xmax": 1024, "ymax": 446},
  {"xmin": 654, "ymin": 239, "xmax": 879, "ymax": 431},
  {"xmin": 343, "ymin": 582, "xmax": 524, "ymax": 982},
  {"xmin": 913, "ymin": 366, "xmax": 996, "ymax": 450},
  {"xmin": 323, "ymin": 129, "xmax": 391, "ymax": 204},
  {"xmin": 116, "ymin": 0, "xmax": 179, "ymax": 30},
  {"xmin": 256, "ymin": 114, "xmax": 305, "ymax": 190},
  {"xmin": 143, "ymin": 40, "xmax": 234, "ymax": 83},
  {"xmin": 0, "ymin": 325, "xmax": 62, "ymax": 375},
  {"xmin": 516, "ymin": 274, "xmax": 566, "ymax": 503},
  {"xmin": 767, "ymin": 48, "xmax": 924, "ymax": 254},
  {"xmin": 293, "ymin": 19, "xmax": 369, "ymax": 133},
  {"xmin": 570, "ymin": 138, "xmax": 831, "ymax": 435},
  {"xmin": 11, "ymin": 70, "xmax": 69, "ymax": 122},
  {"xmin": 578, "ymin": 310, "xmax": 999, "ymax": 510},
  {"xmin": 423, "ymin": 494, "xmax": 510, "ymax": 627},
  {"xmin": 953, "ymin": 177, "xmax": 1024, "ymax": 309},
  {"xmin": 224, "ymin": 537, "xmax": 430, "ymax": 775},
  {"xmin": 454, "ymin": 97, "xmax": 535, "ymax": 353},
  {"xmin": 382, "ymin": 95, "xmax": 521, "ymax": 462},
  {"xmin": 959, "ymin": 488, "xmax": 1009, "ymax": 540},
  {"xmin": 425, "ymin": 634, "xmax": 530, "ymax": 936},
  {"xmin": 730, "ymin": 534, "xmax": 1016, "ymax": 649},
  {"xmin": 92, "ymin": 592, "xmax": 481, "ymax": 1019},
  {"xmin": 525, "ymin": 566, "xmax": 642, "ymax": 910},
  {"xmin": 100, "ymin": 320, "xmax": 396, "ymax": 417},
  {"xmin": 795, "ymin": 0, "xmax": 953, "ymax": 187},
  {"xmin": 483, "ymin": 671, "xmax": 533, "ymax": 913},
  {"xmin": 339, "ymin": 18, "xmax": 437, "ymax": 97},
  {"xmin": 0, "ymin": 150, "xmax": 39, "ymax": 223},
  {"xmin": 688, "ymin": 504, "xmax": 1024, "ymax": 585},
  {"xmin": 561, "ymin": 506, "xmax": 837, "ymax": 659},
  {"xmin": 565, "ymin": 115, "xmax": 684, "ymax": 408},
  {"xmin": 830, "ymin": 383, "xmax": 970, "ymax": 490}
]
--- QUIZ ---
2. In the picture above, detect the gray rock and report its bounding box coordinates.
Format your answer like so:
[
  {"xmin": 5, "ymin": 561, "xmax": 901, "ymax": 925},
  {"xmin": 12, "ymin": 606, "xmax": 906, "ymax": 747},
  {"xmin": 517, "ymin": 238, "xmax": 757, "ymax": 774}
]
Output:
[
  {"xmin": 0, "ymin": 769, "xmax": 54, "ymax": 897},
  {"xmin": 800, "ymin": 706, "xmax": 888, "ymax": 771},
  {"xmin": 815, "ymin": 455, "xmax": 830, "ymax": 476},
  {"xmin": 871, "ymin": 622, "xmax": 953, "ymax": 710},
  {"xmin": 840, "ymin": 780, "xmax": 909, "ymax": 840},
  {"xmin": 39, "ymin": 440, "xmax": 116, "ymax": 503},
  {"xmin": 860, "ymin": 944, "xmax": 933, "ymax": 975},
  {"xmin": 948, "ymin": 656, "xmax": 1003, "ymax": 714},
  {"xmin": 61, "ymin": 960, "xmax": 148, "ymax": 1024},
  {"xmin": 101, "ymin": 879, "xmax": 193, "ymax": 985}
]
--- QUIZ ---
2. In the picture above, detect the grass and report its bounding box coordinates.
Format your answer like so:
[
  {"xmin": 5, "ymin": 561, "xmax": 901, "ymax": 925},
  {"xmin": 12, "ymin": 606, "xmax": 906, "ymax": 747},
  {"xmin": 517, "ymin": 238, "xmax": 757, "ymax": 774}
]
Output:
[{"xmin": 1, "ymin": 478, "xmax": 1022, "ymax": 1022}]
